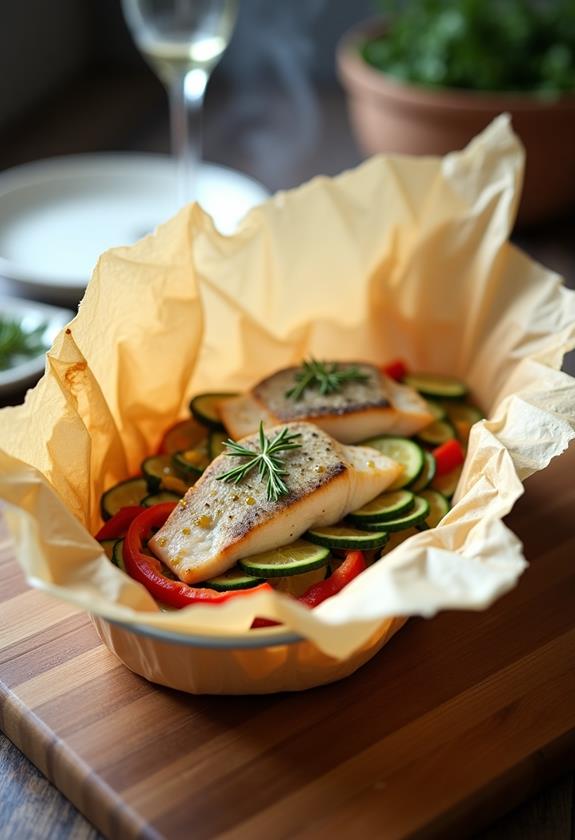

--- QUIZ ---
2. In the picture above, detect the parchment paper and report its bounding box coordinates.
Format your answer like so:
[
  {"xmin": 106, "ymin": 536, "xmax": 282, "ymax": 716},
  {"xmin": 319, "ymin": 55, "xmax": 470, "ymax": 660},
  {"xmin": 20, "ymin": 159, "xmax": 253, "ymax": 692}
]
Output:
[{"xmin": 2, "ymin": 115, "xmax": 575, "ymax": 659}]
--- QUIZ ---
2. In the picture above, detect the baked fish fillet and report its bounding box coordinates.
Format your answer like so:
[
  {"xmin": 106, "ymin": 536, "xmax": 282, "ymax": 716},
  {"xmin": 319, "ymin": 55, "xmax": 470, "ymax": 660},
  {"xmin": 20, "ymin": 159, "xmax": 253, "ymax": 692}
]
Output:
[
  {"xmin": 149, "ymin": 422, "xmax": 400, "ymax": 583},
  {"xmin": 220, "ymin": 362, "xmax": 433, "ymax": 443}
]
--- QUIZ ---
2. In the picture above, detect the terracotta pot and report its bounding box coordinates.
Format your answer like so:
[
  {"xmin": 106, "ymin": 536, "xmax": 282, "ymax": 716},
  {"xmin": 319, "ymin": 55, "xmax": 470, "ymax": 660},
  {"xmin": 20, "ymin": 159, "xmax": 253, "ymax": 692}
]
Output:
[{"xmin": 337, "ymin": 20, "xmax": 575, "ymax": 226}]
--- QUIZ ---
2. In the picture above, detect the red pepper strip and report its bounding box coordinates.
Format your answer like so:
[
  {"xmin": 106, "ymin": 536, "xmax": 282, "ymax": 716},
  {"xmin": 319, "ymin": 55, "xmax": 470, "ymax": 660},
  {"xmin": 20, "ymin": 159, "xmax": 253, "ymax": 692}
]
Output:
[
  {"xmin": 433, "ymin": 439, "xmax": 465, "ymax": 476},
  {"xmin": 95, "ymin": 506, "xmax": 145, "ymax": 541},
  {"xmin": 251, "ymin": 550, "xmax": 368, "ymax": 627},
  {"xmin": 299, "ymin": 550, "xmax": 367, "ymax": 608},
  {"xmin": 251, "ymin": 617, "xmax": 280, "ymax": 629},
  {"xmin": 380, "ymin": 359, "xmax": 408, "ymax": 381},
  {"xmin": 124, "ymin": 503, "xmax": 272, "ymax": 608}
]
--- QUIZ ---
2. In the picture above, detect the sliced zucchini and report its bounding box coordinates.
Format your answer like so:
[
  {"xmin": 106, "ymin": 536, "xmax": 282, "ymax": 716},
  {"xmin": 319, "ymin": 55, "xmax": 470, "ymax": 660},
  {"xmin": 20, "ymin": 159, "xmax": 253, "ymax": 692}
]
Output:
[
  {"xmin": 349, "ymin": 489, "xmax": 414, "ymax": 524},
  {"xmin": 444, "ymin": 403, "xmax": 483, "ymax": 445},
  {"xmin": 305, "ymin": 525, "xmax": 388, "ymax": 551},
  {"xmin": 141, "ymin": 455, "xmax": 190, "ymax": 494},
  {"xmin": 362, "ymin": 495, "xmax": 429, "ymax": 532},
  {"xmin": 425, "ymin": 400, "xmax": 447, "ymax": 421},
  {"xmin": 171, "ymin": 443, "xmax": 210, "ymax": 480},
  {"xmin": 404, "ymin": 373, "xmax": 468, "ymax": 400},
  {"xmin": 190, "ymin": 392, "xmax": 238, "ymax": 430},
  {"xmin": 202, "ymin": 567, "xmax": 265, "ymax": 591},
  {"xmin": 431, "ymin": 464, "xmax": 462, "ymax": 500},
  {"xmin": 382, "ymin": 527, "xmax": 420, "ymax": 554},
  {"xmin": 99, "ymin": 539, "xmax": 117, "ymax": 561},
  {"xmin": 362, "ymin": 435, "xmax": 424, "ymax": 490},
  {"xmin": 161, "ymin": 417, "xmax": 207, "ymax": 454},
  {"xmin": 416, "ymin": 419, "xmax": 456, "ymax": 448},
  {"xmin": 420, "ymin": 489, "xmax": 450, "ymax": 529},
  {"xmin": 272, "ymin": 566, "xmax": 327, "ymax": 597},
  {"xmin": 209, "ymin": 430, "xmax": 229, "ymax": 460},
  {"xmin": 409, "ymin": 451, "xmax": 436, "ymax": 492},
  {"xmin": 112, "ymin": 539, "xmax": 126, "ymax": 571},
  {"xmin": 100, "ymin": 477, "xmax": 148, "ymax": 520},
  {"xmin": 141, "ymin": 491, "xmax": 182, "ymax": 507},
  {"xmin": 239, "ymin": 539, "xmax": 330, "ymax": 577}
]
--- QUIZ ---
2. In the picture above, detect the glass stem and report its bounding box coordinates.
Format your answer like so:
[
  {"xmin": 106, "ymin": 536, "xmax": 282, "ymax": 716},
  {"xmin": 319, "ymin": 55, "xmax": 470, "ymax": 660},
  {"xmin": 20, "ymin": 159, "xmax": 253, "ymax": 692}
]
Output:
[{"xmin": 169, "ymin": 67, "xmax": 209, "ymax": 209}]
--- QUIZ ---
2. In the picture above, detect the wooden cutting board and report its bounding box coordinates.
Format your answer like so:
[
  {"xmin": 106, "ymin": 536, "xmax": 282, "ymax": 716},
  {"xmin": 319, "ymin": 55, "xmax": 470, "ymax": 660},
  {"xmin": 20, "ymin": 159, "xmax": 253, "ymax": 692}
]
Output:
[{"xmin": 1, "ymin": 445, "xmax": 575, "ymax": 840}]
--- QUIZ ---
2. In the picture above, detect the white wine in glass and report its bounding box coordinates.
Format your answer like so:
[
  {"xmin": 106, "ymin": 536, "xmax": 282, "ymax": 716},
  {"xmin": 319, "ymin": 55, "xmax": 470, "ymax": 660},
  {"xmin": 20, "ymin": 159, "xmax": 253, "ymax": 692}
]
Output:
[{"xmin": 122, "ymin": 0, "xmax": 238, "ymax": 207}]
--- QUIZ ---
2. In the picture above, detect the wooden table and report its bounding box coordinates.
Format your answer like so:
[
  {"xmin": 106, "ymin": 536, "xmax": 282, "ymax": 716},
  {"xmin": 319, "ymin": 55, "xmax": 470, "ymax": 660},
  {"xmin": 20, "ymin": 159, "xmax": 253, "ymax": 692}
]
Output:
[{"xmin": 0, "ymin": 71, "xmax": 574, "ymax": 839}]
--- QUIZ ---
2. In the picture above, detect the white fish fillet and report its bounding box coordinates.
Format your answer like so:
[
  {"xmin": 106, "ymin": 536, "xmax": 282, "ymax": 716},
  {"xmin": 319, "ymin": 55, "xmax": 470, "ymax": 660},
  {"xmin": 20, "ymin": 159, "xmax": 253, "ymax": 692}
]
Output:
[
  {"xmin": 219, "ymin": 362, "xmax": 433, "ymax": 443},
  {"xmin": 149, "ymin": 422, "xmax": 400, "ymax": 583}
]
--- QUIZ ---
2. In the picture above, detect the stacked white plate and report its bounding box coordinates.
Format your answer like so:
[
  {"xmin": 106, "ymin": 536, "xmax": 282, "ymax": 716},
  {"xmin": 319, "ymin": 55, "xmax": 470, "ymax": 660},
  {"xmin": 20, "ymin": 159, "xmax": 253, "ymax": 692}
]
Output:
[{"xmin": 0, "ymin": 154, "xmax": 269, "ymax": 302}]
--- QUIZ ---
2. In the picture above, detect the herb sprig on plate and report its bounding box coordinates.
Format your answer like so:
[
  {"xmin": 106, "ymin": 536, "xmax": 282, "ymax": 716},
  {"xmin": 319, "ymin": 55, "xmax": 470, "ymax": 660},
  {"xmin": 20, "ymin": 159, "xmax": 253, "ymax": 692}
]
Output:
[
  {"xmin": 0, "ymin": 318, "xmax": 47, "ymax": 371},
  {"xmin": 217, "ymin": 422, "xmax": 302, "ymax": 502},
  {"xmin": 286, "ymin": 358, "xmax": 369, "ymax": 401}
]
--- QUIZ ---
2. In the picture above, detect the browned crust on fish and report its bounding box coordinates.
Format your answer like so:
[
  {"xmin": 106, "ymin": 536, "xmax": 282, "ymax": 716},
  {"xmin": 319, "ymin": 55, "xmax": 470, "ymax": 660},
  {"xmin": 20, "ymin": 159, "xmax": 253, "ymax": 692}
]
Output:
[{"xmin": 252, "ymin": 362, "xmax": 390, "ymax": 422}]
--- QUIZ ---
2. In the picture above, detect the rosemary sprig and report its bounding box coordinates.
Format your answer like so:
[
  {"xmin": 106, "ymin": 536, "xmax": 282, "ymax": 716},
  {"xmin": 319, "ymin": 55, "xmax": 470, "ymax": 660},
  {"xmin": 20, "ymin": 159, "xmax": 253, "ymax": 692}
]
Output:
[
  {"xmin": 0, "ymin": 318, "xmax": 47, "ymax": 372},
  {"xmin": 216, "ymin": 422, "xmax": 302, "ymax": 502},
  {"xmin": 286, "ymin": 358, "xmax": 369, "ymax": 401}
]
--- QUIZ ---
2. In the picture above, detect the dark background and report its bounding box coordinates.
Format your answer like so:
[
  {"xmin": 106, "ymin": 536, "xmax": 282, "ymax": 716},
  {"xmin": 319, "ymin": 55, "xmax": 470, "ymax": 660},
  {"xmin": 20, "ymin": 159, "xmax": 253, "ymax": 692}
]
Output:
[{"xmin": 0, "ymin": 0, "xmax": 376, "ymax": 191}]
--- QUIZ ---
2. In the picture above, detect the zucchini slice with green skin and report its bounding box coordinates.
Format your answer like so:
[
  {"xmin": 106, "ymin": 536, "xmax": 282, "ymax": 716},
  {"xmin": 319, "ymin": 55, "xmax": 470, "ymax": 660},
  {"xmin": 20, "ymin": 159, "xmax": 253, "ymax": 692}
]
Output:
[
  {"xmin": 349, "ymin": 489, "xmax": 414, "ymax": 524},
  {"xmin": 382, "ymin": 527, "xmax": 420, "ymax": 554},
  {"xmin": 404, "ymin": 373, "xmax": 468, "ymax": 400},
  {"xmin": 420, "ymin": 489, "xmax": 450, "ymax": 529},
  {"xmin": 112, "ymin": 539, "xmax": 126, "ymax": 571},
  {"xmin": 444, "ymin": 403, "xmax": 483, "ymax": 445},
  {"xmin": 99, "ymin": 539, "xmax": 117, "ymax": 561},
  {"xmin": 362, "ymin": 495, "xmax": 429, "ymax": 532},
  {"xmin": 209, "ymin": 430, "xmax": 229, "ymax": 460},
  {"xmin": 425, "ymin": 400, "xmax": 447, "ymax": 421},
  {"xmin": 444, "ymin": 403, "xmax": 483, "ymax": 425},
  {"xmin": 305, "ymin": 525, "xmax": 388, "ymax": 551},
  {"xmin": 409, "ymin": 451, "xmax": 436, "ymax": 492},
  {"xmin": 141, "ymin": 455, "xmax": 190, "ymax": 494},
  {"xmin": 141, "ymin": 491, "xmax": 182, "ymax": 507},
  {"xmin": 362, "ymin": 435, "xmax": 424, "ymax": 490},
  {"xmin": 190, "ymin": 392, "xmax": 239, "ymax": 430},
  {"xmin": 239, "ymin": 539, "xmax": 330, "ymax": 577},
  {"xmin": 171, "ymin": 444, "xmax": 210, "ymax": 480},
  {"xmin": 202, "ymin": 568, "xmax": 265, "ymax": 591},
  {"xmin": 100, "ymin": 477, "xmax": 149, "ymax": 520},
  {"xmin": 161, "ymin": 417, "xmax": 207, "ymax": 454},
  {"xmin": 431, "ymin": 465, "xmax": 462, "ymax": 500},
  {"xmin": 416, "ymin": 419, "xmax": 456, "ymax": 448}
]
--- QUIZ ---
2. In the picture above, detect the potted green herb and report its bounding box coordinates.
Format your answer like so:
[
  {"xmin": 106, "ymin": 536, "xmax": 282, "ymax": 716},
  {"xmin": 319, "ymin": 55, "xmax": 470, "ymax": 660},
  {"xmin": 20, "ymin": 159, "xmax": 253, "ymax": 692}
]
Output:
[{"xmin": 337, "ymin": 0, "xmax": 575, "ymax": 224}]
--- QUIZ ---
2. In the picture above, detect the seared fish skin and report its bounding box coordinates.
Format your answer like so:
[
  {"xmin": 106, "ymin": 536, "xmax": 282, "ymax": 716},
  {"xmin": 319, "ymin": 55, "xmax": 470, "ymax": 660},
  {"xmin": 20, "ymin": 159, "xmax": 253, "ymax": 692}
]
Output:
[
  {"xmin": 149, "ymin": 422, "xmax": 400, "ymax": 583},
  {"xmin": 220, "ymin": 362, "xmax": 433, "ymax": 443}
]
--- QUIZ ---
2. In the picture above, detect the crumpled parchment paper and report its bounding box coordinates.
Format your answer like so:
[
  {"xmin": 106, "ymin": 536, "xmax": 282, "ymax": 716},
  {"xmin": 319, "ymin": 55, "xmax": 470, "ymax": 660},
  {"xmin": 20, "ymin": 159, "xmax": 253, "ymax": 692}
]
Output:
[{"xmin": 1, "ymin": 114, "xmax": 575, "ymax": 659}]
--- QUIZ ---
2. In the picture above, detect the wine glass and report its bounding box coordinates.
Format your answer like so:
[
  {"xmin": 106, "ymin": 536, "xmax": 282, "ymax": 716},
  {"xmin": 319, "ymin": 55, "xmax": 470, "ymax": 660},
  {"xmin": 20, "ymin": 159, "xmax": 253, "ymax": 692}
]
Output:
[{"xmin": 121, "ymin": 0, "xmax": 238, "ymax": 208}]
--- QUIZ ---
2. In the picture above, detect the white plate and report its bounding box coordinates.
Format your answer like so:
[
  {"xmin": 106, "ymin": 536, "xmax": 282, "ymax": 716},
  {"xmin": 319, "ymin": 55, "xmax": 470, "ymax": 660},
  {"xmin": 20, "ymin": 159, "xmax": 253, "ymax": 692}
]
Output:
[
  {"xmin": 0, "ymin": 155, "xmax": 269, "ymax": 301},
  {"xmin": 0, "ymin": 298, "xmax": 73, "ymax": 393}
]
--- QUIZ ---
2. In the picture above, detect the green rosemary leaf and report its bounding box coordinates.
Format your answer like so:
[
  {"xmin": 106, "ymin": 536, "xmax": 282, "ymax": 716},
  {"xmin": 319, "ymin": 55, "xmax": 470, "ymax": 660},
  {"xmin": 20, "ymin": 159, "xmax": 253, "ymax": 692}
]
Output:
[
  {"xmin": 286, "ymin": 358, "xmax": 370, "ymax": 401},
  {"xmin": 216, "ymin": 422, "xmax": 302, "ymax": 502}
]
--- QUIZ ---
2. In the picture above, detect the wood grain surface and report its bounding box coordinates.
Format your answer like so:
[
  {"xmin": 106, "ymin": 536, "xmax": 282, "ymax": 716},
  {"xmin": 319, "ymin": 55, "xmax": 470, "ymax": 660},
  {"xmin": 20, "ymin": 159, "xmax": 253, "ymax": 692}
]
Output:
[{"xmin": 1, "ymin": 442, "xmax": 575, "ymax": 840}]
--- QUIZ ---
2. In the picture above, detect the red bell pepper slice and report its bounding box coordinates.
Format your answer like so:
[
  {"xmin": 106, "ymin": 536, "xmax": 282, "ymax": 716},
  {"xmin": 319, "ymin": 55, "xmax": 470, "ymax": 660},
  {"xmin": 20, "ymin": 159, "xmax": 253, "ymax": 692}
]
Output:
[
  {"xmin": 251, "ymin": 550, "xmax": 368, "ymax": 628},
  {"xmin": 380, "ymin": 359, "xmax": 408, "ymax": 381},
  {"xmin": 299, "ymin": 550, "xmax": 367, "ymax": 608},
  {"xmin": 95, "ymin": 506, "xmax": 145, "ymax": 541},
  {"xmin": 124, "ymin": 503, "xmax": 271, "ymax": 608},
  {"xmin": 433, "ymin": 439, "xmax": 465, "ymax": 476}
]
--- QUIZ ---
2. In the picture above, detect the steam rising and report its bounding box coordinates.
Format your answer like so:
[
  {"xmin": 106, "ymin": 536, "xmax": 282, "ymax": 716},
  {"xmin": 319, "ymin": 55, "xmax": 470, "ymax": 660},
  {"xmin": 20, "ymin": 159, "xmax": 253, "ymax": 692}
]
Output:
[{"xmin": 216, "ymin": 0, "xmax": 327, "ymax": 189}]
